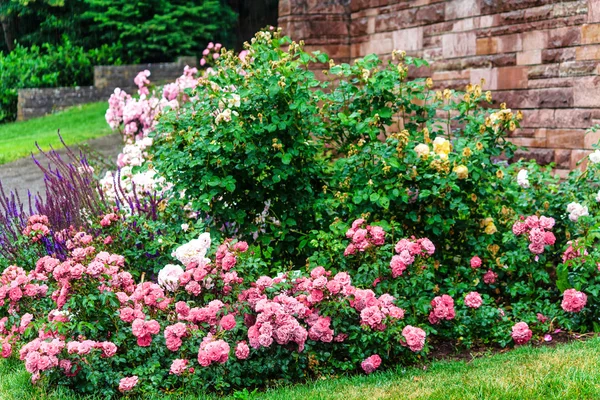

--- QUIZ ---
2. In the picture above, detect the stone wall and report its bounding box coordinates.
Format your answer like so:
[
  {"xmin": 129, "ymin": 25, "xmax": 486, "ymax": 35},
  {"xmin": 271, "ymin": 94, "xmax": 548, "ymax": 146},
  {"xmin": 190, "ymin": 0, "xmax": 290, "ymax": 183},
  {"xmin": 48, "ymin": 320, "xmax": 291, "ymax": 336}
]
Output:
[
  {"xmin": 279, "ymin": 0, "xmax": 600, "ymax": 176},
  {"xmin": 17, "ymin": 57, "xmax": 197, "ymax": 121}
]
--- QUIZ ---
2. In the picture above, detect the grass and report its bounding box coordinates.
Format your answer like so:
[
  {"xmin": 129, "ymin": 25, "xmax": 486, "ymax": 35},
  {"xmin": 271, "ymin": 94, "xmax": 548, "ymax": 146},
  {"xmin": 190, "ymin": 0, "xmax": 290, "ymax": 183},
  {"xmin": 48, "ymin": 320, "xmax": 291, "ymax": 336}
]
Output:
[
  {"xmin": 0, "ymin": 102, "xmax": 111, "ymax": 165},
  {"xmin": 2, "ymin": 338, "xmax": 600, "ymax": 400}
]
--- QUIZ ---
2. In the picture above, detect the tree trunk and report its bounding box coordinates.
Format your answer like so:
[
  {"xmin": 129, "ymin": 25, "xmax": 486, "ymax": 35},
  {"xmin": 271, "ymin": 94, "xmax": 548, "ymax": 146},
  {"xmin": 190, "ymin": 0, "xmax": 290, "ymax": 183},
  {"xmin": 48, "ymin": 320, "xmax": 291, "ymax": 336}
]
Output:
[{"xmin": 0, "ymin": 6, "xmax": 15, "ymax": 52}]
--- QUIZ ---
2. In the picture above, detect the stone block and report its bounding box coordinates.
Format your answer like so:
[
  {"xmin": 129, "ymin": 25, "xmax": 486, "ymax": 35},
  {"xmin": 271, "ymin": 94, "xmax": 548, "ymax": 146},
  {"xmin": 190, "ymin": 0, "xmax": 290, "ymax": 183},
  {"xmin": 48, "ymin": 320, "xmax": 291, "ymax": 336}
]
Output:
[
  {"xmin": 512, "ymin": 148, "xmax": 554, "ymax": 165},
  {"xmin": 554, "ymin": 109, "xmax": 594, "ymax": 128},
  {"xmin": 541, "ymin": 48, "xmax": 576, "ymax": 63},
  {"xmin": 496, "ymin": 66, "xmax": 528, "ymax": 90},
  {"xmin": 442, "ymin": 32, "xmax": 476, "ymax": 58},
  {"xmin": 546, "ymin": 129, "xmax": 585, "ymax": 149},
  {"xmin": 355, "ymin": 32, "xmax": 394, "ymax": 56},
  {"xmin": 517, "ymin": 50, "xmax": 542, "ymax": 65},
  {"xmin": 575, "ymin": 44, "xmax": 600, "ymax": 59},
  {"xmin": 392, "ymin": 27, "xmax": 424, "ymax": 51},
  {"xmin": 528, "ymin": 64, "xmax": 560, "ymax": 79},
  {"xmin": 445, "ymin": 0, "xmax": 480, "ymax": 20},
  {"xmin": 573, "ymin": 76, "xmax": 600, "ymax": 107},
  {"xmin": 476, "ymin": 37, "xmax": 498, "ymax": 55},
  {"xmin": 521, "ymin": 109, "xmax": 555, "ymax": 128},
  {"xmin": 581, "ymin": 24, "xmax": 600, "ymax": 44},
  {"xmin": 554, "ymin": 149, "xmax": 571, "ymax": 169},
  {"xmin": 470, "ymin": 68, "xmax": 498, "ymax": 90},
  {"xmin": 559, "ymin": 60, "xmax": 598, "ymax": 76},
  {"xmin": 590, "ymin": 0, "xmax": 600, "ymax": 23},
  {"xmin": 571, "ymin": 149, "xmax": 592, "ymax": 169},
  {"xmin": 416, "ymin": 3, "xmax": 445, "ymax": 24},
  {"xmin": 522, "ymin": 30, "xmax": 548, "ymax": 51},
  {"xmin": 548, "ymin": 26, "xmax": 581, "ymax": 48},
  {"xmin": 497, "ymin": 34, "xmax": 522, "ymax": 53}
]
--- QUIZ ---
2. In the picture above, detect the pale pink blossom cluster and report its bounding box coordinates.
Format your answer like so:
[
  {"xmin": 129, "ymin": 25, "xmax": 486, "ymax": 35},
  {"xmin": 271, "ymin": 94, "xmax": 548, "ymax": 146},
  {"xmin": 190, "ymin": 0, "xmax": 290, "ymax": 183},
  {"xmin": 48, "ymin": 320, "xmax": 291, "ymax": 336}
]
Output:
[
  {"xmin": 134, "ymin": 70, "xmax": 151, "ymax": 96},
  {"xmin": 0, "ymin": 265, "xmax": 48, "ymax": 310},
  {"xmin": 344, "ymin": 219, "xmax": 386, "ymax": 255},
  {"xmin": 22, "ymin": 215, "xmax": 50, "ymax": 242},
  {"xmin": 464, "ymin": 292, "xmax": 483, "ymax": 309},
  {"xmin": 511, "ymin": 322, "xmax": 532, "ymax": 345},
  {"xmin": 169, "ymin": 359, "xmax": 189, "ymax": 375},
  {"xmin": 354, "ymin": 290, "xmax": 405, "ymax": 330},
  {"xmin": 247, "ymin": 296, "xmax": 309, "ymax": 351},
  {"xmin": 157, "ymin": 264, "xmax": 185, "ymax": 292},
  {"xmin": 561, "ymin": 289, "xmax": 587, "ymax": 313},
  {"xmin": 131, "ymin": 318, "xmax": 161, "ymax": 347},
  {"xmin": 512, "ymin": 215, "xmax": 556, "ymax": 255},
  {"xmin": 389, "ymin": 237, "xmax": 435, "ymax": 277},
  {"xmin": 361, "ymin": 354, "xmax": 382, "ymax": 374},
  {"xmin": 19, "ymin": 337, "xmax": 64, "ymax": 382},
  {"xmin": 401, "ymin": 325, "xmax": 426, "ymax": 352},
  {"xmin": 119, "ymin": 376, "xmax": 138, "ymax": 392},
  {"xmin": 100, "ymin": 213, "xmax": 119, "ymax": 227},
  {"xmin": 197, "ymin": 334, "xmax": 230, "ymax": 367},
  {"xmin": 235, "ymin": 341, "xmax": 250, "ymax": 359},
  {"xmin": 428, "ymin": 294, "xmax": 455, "ymax": 324},
  {"xmin": 164, "ymin": 322, "xmax": 188, "ymax": 351}
]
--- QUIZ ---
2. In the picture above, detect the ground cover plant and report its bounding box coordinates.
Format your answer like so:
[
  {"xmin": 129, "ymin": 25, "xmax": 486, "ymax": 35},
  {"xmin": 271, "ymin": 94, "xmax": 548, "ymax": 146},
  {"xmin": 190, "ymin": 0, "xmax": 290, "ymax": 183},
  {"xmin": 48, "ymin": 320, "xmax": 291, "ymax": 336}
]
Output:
[
  {"xmin": 2, "ymin": 29, "xmax": 600, "ymax": 398},
  {"xmin": 0, "ymin": 102, "xmax": 111, "ymax": 164}
]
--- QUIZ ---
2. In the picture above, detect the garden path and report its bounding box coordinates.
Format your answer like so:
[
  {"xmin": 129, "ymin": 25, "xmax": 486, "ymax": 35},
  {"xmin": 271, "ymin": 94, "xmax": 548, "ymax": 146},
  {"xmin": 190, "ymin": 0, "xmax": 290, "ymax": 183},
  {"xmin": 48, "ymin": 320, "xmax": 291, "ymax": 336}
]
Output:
[{"xmin": 0, "ymin": 133, "xmax": 122, "ymax": 203}]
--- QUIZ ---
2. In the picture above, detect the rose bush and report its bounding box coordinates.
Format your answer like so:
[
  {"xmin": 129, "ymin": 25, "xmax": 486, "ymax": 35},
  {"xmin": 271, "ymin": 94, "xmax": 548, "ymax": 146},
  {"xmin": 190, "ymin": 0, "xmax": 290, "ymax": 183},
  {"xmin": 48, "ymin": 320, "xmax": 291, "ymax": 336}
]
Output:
[{"xmin": 3, "ymin": 28, "xmax": 600, "ymax": 396}]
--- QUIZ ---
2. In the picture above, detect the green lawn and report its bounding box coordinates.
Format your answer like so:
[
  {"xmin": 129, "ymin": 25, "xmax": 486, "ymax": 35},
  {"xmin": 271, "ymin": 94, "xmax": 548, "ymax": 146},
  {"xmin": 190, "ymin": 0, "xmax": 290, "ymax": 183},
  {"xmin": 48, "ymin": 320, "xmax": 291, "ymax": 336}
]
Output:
[
  {"xmin": 2, "ymin": 337, "xmax": 600, "ymax": 400},
  {"xmin": 0, "ymin": 102, "xmax": 111, "ymax": 165}
]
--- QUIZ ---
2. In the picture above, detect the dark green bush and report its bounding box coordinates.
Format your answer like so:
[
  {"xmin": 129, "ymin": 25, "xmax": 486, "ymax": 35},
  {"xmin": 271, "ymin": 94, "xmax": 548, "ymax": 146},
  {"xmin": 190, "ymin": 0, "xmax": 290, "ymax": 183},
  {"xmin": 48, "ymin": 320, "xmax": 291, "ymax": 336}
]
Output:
[{"xmin": 0, "ymin": 37, "xmax": 122, "ymax": 123}]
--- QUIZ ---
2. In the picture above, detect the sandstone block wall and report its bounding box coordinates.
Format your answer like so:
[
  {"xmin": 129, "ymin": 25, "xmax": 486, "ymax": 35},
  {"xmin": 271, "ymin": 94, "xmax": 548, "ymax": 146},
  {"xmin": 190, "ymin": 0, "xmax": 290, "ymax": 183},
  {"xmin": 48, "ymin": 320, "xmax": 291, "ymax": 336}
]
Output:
[
  {"xmin": 17, "ymin": 57, "xmax": 197, "ymax": 121},
  {"xmin": 279, "ymin": 0, "xmax": 600, "ymax": 176}
]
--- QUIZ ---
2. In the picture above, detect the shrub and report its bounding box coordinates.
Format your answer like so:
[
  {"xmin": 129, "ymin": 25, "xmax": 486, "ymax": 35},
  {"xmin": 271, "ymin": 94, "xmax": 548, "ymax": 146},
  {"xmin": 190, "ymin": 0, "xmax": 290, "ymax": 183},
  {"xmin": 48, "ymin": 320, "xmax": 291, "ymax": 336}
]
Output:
[
  {"xmin": 0, "ymin": 37, "xmax": 122, "ymax": 123},
  {"xmin": 5, "ymin": 29, "xmax": 600, "ymax": 397}
]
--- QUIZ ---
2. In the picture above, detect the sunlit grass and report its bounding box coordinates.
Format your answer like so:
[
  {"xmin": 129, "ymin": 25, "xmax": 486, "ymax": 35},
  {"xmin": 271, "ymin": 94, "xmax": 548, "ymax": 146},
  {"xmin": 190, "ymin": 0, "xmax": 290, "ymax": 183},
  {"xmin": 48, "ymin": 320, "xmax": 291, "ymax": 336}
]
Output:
[
  {"xmin": 0, "ymin": 102, "xmax": 111, "ymax": 165},
  {"xmin": 2, "ymin": 338, "xmax": 599, "ymax": 399}
]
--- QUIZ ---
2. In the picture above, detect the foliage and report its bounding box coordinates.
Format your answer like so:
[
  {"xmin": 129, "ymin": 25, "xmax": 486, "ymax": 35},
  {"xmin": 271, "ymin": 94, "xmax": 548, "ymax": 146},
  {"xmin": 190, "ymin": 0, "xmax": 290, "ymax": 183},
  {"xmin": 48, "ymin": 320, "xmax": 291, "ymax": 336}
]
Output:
[
  {"xmin": 82, "ymin": 0, "xmax": 237, "ymax": 63},
  {"xmin": 0, "ymin": 38, "xmax": 121, "ymax": 123},
  {"xmin": 5, "ymin": 29, "xmax": 600, "ymax": 398}
]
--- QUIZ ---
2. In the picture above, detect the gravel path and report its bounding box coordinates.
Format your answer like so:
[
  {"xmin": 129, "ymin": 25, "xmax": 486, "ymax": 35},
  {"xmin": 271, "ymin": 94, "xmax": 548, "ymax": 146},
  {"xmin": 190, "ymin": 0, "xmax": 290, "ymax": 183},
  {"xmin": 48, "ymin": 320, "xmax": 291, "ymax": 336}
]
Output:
[{"xmin": 0, "ymin": 133, "xmax": 123, "ymax": 201}]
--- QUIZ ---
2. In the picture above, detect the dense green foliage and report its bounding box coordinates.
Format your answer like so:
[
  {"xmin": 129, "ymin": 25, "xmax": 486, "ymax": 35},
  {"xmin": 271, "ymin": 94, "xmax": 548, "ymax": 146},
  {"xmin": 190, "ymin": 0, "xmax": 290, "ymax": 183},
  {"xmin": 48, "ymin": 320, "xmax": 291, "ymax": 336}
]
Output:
[
  {"xmin": 0, "ymin": 39, "xmax": 119, "ymax": 122},
  {"xmin": 83, "ymin": 0, "xmax": 237, "ymax": 63}
]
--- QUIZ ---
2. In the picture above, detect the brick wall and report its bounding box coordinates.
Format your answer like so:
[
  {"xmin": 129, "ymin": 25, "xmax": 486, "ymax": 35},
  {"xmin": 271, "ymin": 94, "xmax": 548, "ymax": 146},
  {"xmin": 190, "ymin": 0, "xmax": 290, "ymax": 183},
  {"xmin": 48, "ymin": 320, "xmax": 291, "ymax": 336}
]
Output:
[
  {"xmin": 279, "ymin": 0, "xmax": 600, "ymax": 176},
  {"xmin": 17, "ymin": 57, "xmax": 197, "ymax": 121}
]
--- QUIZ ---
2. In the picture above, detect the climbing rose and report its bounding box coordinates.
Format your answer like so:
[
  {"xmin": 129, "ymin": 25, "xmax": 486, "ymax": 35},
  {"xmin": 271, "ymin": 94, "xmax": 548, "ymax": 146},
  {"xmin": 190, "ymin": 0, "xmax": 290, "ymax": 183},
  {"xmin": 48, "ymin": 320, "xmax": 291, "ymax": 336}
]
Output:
[
  {"xmin": 361, "ymin": 354, "xmax": 381, "ymax": 374},
  {"xmin": 561, "ymin": 289, "xmax": 587, "ymax": 313},
  {"xmin": 511, "ymin": 322, "xmax": 532, "ymax": 345},
  {"xmin": 470, "ymin": 256, "xmax": 482, "ymax": 269},
  {"xmin": 169, "ymin": 359, "xmax": 188, "ymax": 375}
]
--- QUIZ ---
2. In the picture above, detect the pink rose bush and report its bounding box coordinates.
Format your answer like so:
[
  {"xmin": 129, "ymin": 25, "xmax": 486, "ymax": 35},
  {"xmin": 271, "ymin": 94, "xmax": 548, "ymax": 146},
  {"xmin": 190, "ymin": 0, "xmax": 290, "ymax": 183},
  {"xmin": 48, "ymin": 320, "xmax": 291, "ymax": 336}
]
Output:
[{"xmin": 1, "ymin": 217, "xmax": 438, "ymax": 396}]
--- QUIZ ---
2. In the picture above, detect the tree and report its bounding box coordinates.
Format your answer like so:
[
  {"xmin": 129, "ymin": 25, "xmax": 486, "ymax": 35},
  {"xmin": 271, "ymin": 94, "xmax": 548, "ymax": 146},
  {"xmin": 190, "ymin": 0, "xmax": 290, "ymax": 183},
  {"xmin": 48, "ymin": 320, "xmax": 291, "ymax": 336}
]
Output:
[{"xmin": 82, "ymin": 0, "xmax": 237, "ymax": 63}]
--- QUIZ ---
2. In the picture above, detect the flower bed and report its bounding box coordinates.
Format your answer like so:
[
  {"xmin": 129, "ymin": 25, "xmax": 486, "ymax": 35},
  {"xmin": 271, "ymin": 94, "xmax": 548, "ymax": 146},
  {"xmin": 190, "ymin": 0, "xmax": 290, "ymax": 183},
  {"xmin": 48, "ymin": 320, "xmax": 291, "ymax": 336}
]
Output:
[{"xmin": 2, "ymin": 29, "xmax": 600, "ymax": 397}]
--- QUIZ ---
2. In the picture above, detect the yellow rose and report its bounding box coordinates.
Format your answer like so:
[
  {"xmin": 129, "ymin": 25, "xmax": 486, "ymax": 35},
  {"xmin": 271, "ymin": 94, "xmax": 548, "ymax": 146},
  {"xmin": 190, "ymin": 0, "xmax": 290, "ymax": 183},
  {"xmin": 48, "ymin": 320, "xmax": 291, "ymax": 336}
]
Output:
[
  {"xmin": 433, "ymin": 137, "xmax": 451, "ymax": 155},
  {"xmin": 453, "ymin": 165, "xmax": 469, "ymax": 179},
  {"xmin": 414, "ymin": 143, "xmax": 430, "ymax": 158},
  {"xmin": 484, "ymin": 222, "xmax": 497, "ymax": 235}
]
